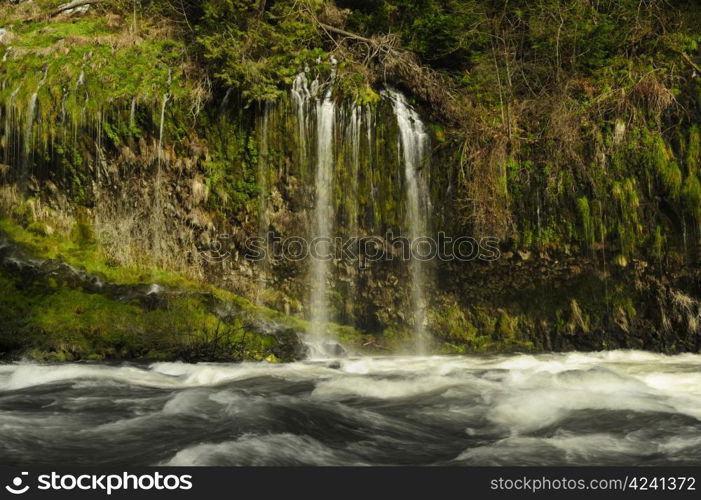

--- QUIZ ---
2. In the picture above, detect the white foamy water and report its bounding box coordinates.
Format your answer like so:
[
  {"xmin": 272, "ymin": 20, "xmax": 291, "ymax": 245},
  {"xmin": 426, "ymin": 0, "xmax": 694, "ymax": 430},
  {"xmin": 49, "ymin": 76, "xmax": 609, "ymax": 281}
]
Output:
[{"xmin": 0, "ymin": 351, "xmax": 700, "ymax": 465}]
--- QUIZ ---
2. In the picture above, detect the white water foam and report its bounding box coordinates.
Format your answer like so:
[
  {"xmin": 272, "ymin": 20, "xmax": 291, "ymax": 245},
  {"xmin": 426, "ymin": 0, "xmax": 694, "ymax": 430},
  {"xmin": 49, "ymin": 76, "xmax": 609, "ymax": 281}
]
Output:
[{"xmin": 164, "ymin": 433, "xmax": 364, "ymax": 466}]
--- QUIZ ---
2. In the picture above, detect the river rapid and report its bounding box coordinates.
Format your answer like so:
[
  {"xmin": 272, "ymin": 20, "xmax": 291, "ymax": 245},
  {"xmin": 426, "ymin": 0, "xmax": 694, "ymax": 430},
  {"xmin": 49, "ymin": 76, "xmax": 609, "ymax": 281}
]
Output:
[{"xmin": 1, "ymin": 350, "xmax": 700, "ymax": 466}]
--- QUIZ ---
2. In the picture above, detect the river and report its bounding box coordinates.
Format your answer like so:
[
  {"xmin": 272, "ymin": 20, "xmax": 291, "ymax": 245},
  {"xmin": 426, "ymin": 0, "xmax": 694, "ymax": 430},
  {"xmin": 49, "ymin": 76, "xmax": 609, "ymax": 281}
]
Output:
[{"xmin": 0, "ymin": 350, "xmax": 700, "ymax": 466}]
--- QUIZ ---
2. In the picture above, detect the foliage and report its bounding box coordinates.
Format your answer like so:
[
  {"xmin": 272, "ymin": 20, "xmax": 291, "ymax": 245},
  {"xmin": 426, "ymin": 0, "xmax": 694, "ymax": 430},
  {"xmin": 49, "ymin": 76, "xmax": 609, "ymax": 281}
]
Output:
[{"xmin": 193, "ymin": 0, "xmax": 326, "ymax": 102}]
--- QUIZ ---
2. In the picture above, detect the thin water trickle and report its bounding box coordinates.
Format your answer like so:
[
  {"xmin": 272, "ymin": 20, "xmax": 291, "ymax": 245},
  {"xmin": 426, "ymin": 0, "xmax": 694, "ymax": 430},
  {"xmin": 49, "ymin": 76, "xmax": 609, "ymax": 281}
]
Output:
[
  {"xmin": 255, "ymin": 102, "xmax": 272, "ymax": 305},
  {"xmin": 157, "ymin": 92, "xmax": 169, "ymax": 176},
  {"xmin": 3, "ymin": 87, "xmax": 20, "ymax": 167},
  {"xmin": 21, "ymin": 69, "xmax": 47, "ymax": 190},
  {"xmin": 151, "ymin": 88, "xmax": 170, "ymax": 259},
  {"xmin": 342, "ymin": 105, "xmax": 364, "ymax": 323},
  {"xmin": 347, "ymin": 106, "xmax": 362, "ymax": 236},
  {"xmin": 129, "ymin": 97, "xmax": 136, "ymax": 130}
]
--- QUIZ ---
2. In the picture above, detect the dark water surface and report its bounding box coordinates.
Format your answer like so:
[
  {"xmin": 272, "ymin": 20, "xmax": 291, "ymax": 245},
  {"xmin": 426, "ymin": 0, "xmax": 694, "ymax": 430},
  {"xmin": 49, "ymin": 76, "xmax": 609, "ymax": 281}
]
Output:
[{"xmin": 1, "ymin": 351, "xmax": 700, "ymax": 466}]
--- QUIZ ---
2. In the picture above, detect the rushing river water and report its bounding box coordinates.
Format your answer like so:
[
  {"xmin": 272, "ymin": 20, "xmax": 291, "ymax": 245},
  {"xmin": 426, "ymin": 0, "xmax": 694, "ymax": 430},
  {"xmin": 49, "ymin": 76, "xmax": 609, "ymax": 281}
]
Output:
[{"xmin": 1, "ymin": 351, "xmax": 700, "ymax": 466}]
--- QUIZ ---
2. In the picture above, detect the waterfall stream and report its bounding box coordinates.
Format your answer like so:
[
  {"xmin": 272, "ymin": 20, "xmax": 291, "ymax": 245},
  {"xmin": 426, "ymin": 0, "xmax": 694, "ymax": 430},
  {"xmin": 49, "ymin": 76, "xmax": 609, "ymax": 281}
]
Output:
[
  {"xmin": 291, "ymin": 70, "xmax": 311, "ymax": 169},
  {"xmin": 289, "ymin": 76, "xmax": 433, "ymax": 356},
  {"xmin": 3, "ymin": 87, "xmax": 20, "ymax": 170},
  {"xmin": 346, "ymin": 106, "xmax": 362, "ymax": 238},
  {"xmin": 151, "ymin": 89, "xmax": 170, "ymax": 259},
  {"xmin": 21, "ymin": 70, "xmax": 47, "ymax": 190},
  {"xmin": 306, "ymin": 87, "xmax": 337, "ymax": 358},
  {"xmin": 255, "ymin": 102, "xmax": 271, "ymax": 305},
  {"xmin": 22, "ymin": 91, "xmax": 38, "ymax": 182},
  {"xmin": 386, "ymin": 89, "xmax": 432, "ymax": 353},
  {"xmin": 156, "ymin": 92, "xmax": 169, "ymax": 177},
  {"xmin": 343, "ymin": 106, "xmax": 363, "ymax": 321},
  {"xmin": 292, "ymin": 70, "xmax": 340, "ymax": 357}
]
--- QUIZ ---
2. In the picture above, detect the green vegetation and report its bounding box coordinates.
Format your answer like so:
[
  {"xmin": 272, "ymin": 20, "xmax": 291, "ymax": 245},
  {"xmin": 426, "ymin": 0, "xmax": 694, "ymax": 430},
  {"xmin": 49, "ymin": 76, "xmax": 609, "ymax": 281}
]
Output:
[
  {"xmin": 2, "ymin": 1, "xmax": 701, "ymax": 357},
  {"xmin": 0, "ymin": 215, "xmax": 366, "ymax": 361},
  {"xmin": 4, "ymin": 0, "xmax": 701, "ymax": 259},
  {"xmin": 428, "ymin": 302, "xmax": 534, "ymax": 354}
]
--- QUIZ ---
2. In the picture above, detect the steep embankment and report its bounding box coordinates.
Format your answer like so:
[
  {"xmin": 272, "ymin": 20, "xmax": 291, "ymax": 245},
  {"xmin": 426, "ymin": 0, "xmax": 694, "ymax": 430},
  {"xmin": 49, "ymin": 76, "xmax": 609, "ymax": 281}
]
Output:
[{"xmin": 1, "ymin": 1, "xmax": 701, "ymax": 359}]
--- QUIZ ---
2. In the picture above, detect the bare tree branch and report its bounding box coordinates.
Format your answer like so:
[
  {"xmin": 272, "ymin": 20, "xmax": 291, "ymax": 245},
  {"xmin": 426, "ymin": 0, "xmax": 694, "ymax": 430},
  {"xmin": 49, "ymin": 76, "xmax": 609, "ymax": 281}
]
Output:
[{"xmin": 26, "ymin": 0, "xmax": 106, "ymax": 23}]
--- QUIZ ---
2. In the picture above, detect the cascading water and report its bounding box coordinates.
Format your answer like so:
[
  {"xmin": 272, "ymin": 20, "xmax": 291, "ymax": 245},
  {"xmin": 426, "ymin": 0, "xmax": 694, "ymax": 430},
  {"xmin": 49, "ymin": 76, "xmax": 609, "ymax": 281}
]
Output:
[
  {"xmin": 24, "ymin": 92, "xmax": 38, "ymax": 159},
  {"xmin": 3, "ymin": 87, "xmax": 20, "ymax": 169},
  {"xmin": 340, "ymin": 105, "xmax": 364, "ymax": 322},
  {"xmin": 156, "ymin": 70, "xmax": 172, "ymax": 182},
  {"xmin": 255, "ymin": 102, "xmax": 272, "ymax": 305},
  {"xmin": 291, "ymin": 69, "xmax": 311, "ymax": 169},
  {"xmin": 305, "ymin": 86, "xmax": 337, "ymax": 358},
  {"xmin": 4, "ymin": 351, "xmax": 701, "ymax": 466},
  {"xmin": 386, "ymin": 89, "xmax": 432, "ymax": 353},
  {"xmin": 290, "ymin": 65, "xmax": 346, "ymax": 358},
  {"xmin": 156, "ymin": 92, "xmax": 169, "ymax": 177},
  {"xmin": 346, "ymin": 106, "xmax": 362, "ymax": 237},
  {"xmin": 129, "ymin": 97, "xmax": 136, "ymax": 130},
  {"xmin": 365, "ymin": 106, "xmax": 376, "ymax": 211},
  {"xmin": 21, "ymin": 69, "xmax": 47, "ymax": 190},
  {"xmin": 290, "ymin": 76, "xmax": 433, "ymax": 355},
  {"xmin": 151, "ymin": 79, "xmax": 170, "ymax": 259}
]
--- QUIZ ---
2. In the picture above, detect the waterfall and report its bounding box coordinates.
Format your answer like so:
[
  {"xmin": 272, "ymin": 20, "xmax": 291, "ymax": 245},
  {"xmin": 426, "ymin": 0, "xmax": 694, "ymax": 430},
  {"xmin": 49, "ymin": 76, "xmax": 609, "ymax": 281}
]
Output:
[
  {"xmin": 129, "ymin": 97, "xmax": 136, "ymax": 130},
  {"xmin": 21, "ymin": 70, "xmax": 47, "ymax": 190},
  {"xmin": 347, "ymin": 106, "xmax": 362, "ymax": 236},
  {"xmin": 156, "ymin": 91, "xmax": 169, "ymax": 177},
  {"xmin": 292, "ymin": 67, "xmax": 344, "ymax": 358},
  {"xmin": 151, "ymin": 86, "xmax": 169, "ymax": 261},
  {"xmin": 386, "ymin": 89, "xmax": 432, "ymax": 353},
  {"xmin": 291, "ymin": 70, "xmax": 311, "ymax": 169},
  {"xmin": 157, "ymin": 69, "xmax": 172, "ymax": 177},
  {"xmin": 3, "ymin": 87, "xmax": 20, "ymax": 169},
  {"xmin": 255, "ymin": 102, "xmax": 272, "ymax": 305},
  {"xmin": 305, "ymin": 87, "xmax": 337, "ymax": 358},
  {"xmin": 289, "ymin": 75, "xmax": 431, "ymax": 356},
  {"xmin": 365, "ymin": 106, "xmax": 375, "ymax": 208},
  {"xmin": 24, "ymin": 92, "xmax": 38, "ymax": 156},
  {"xmin": 342, "ymin": 105, "xmax": 363, "ymax": 322}
]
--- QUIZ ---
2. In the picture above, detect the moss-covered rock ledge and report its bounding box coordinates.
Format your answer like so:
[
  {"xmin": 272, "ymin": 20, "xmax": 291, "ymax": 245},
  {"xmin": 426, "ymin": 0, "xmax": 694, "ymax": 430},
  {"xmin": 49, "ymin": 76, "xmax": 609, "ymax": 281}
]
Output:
[{"xmin": 0, "ymin": 218, "xmax": 367, "ymax": 362}]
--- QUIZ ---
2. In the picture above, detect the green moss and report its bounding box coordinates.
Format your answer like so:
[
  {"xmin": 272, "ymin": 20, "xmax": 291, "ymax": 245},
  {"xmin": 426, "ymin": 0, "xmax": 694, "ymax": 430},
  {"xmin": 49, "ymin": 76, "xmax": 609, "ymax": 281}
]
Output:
[
  {"xmin": 0, "ymin": 261, "xmax": 304, "ymax": 362},
  {"xmin": 683, "ymin": 174, "xmax": 701, "ymax": 226},
  {"xmin": 576, "ymin": 197, "xmax": 594, "ymax": 248},
  {"xmin": 687, "ymin": 126, "xmax": 700, "ymax": 176},
  {"xmin": 0, "ymin": 217, "xmax": 194, "ymax": 288},
  {"xmin": 650, "ymin": 224, "xmax": 665, "ymax": 259},
  {"xmin": 428, "ymin": 302, "xmax": 532, "ymax": 354},
  {"xmin": 29, "ymin": 289, "xmax": 143, "ymax": 349},
  {"xmin": 496, "ymin": 309, "xmax": 519, "ymax": 340},
  {"xmin": 611, "ymin": 178, "xmax": 642, "ymax": 257},
  {"xmin": 429, "ymin": 302, "xmax": 477, "ymax": 341}
]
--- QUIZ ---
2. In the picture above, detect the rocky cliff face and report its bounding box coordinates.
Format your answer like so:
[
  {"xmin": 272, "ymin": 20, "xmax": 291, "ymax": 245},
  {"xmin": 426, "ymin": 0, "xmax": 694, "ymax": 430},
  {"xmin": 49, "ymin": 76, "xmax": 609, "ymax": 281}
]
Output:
[
  {"xmin": 2, "ymin": 73, "xmax": 699, "ymax": 357},
  {"xmin": 1, "ymin": 1, "xmax": 701, "ymax": 360}
]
